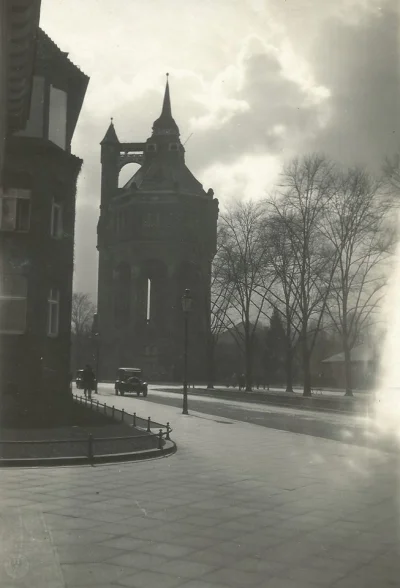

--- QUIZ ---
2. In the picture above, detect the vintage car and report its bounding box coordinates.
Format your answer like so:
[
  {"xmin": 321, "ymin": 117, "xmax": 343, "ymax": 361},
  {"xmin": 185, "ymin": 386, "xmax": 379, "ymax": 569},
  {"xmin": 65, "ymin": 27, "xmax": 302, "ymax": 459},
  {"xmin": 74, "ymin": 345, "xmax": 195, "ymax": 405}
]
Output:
[{"xmin": 115, "ymin": 367, "xmax": 148, "ymax": 397}]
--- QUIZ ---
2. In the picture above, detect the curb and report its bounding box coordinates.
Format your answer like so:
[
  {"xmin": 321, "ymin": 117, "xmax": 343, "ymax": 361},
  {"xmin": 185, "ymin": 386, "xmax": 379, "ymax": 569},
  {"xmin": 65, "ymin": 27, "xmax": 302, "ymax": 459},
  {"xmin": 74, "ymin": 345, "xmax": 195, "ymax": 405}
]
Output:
[{"xmin": 0, "ymin": 439, "xmax": 177, "ymax": 468}]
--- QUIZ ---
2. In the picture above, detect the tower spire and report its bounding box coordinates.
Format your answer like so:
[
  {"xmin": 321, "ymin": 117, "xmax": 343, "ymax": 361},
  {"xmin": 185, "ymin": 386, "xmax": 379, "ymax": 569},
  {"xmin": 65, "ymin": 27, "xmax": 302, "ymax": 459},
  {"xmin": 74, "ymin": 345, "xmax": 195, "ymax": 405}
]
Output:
[
  {"xmin": 152, "ymin": 73, "xmax": 180, "ymax": 136},
  {"xmin": 101, "ymin": 118, "xmax": 119, "ymax": 144},
  {"xmin": 161, "ymin": 73, "xmax": 172, "ymax": 119}
]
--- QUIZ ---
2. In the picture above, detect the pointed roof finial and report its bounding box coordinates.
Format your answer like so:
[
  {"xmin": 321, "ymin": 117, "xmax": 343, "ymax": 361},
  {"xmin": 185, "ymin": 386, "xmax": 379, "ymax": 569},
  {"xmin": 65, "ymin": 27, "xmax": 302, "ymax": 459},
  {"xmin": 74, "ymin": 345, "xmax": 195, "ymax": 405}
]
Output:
[
  {"xmin": 152, "ymin": 74, "xmax": 180, "ymax": 136},
  {"xmin": 101, "ymin": 118, "xmax": 119, "ymax": 144}
]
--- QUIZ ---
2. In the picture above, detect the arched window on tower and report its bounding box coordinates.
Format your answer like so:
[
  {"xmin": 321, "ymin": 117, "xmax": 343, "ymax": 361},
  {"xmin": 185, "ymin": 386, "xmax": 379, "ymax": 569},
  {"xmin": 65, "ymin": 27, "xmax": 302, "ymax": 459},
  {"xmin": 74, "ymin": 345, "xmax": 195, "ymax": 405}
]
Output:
[{"xmin": 146, "ymin": 278, "xmax": 151, "ymax": 323}]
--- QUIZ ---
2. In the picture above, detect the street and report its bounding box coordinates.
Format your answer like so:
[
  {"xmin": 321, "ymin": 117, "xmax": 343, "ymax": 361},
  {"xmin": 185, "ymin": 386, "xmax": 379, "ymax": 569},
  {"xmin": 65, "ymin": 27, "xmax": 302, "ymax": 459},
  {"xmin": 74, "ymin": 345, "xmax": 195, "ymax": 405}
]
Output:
[
  {"xmin": 90, "ymin": 383, "xmax": 397, "ymax": 454},
  {"xmin": 1, "ymin": 387, "xmax": 399, "ymax": 587}
]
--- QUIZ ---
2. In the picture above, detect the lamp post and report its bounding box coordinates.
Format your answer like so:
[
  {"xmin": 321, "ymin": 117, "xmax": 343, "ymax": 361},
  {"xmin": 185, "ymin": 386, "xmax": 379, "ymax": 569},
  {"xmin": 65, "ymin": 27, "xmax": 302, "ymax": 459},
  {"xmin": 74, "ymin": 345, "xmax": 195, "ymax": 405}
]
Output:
[
  {"xmin": 181, "ymin": 289, "xmax": 193, "ymax": 415},
  {"xmin": 92, "ymin": 313, "xmax": 100, "ymax": 394}
]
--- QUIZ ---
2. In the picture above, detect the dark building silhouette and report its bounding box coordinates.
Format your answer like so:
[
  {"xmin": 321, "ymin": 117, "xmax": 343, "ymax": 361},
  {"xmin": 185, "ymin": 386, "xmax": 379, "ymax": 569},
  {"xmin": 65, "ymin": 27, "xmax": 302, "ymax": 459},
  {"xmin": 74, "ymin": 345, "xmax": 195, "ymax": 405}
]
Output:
[
  {"xmin": 97, "ymin": 76, "xmax": 219, "ymax": 381},
  {"xmin": 0, "ymin": 28, "xmax": 88, "ymax": 422},
  {"xmin": 0, "ymin": 0, "xmax": 41, "ymax": 185}
]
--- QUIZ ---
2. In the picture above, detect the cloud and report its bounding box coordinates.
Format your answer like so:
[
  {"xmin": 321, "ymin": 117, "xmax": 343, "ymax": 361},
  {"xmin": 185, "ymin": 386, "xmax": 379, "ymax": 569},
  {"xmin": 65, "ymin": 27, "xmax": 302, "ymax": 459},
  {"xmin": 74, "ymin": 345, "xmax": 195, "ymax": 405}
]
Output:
[
  {"xmin": 186, "ymin": 34, "xmax": 330, "ymax": 181},
  {"xmin": 39, "ymin": 0, "xmax": 399, "ymax": 297},
  {"xmin": 202, "ymin": 154, "xmax": 282, "ymax": 202},
  {"xmin": 305, "ymin": 1, "xmax": 400, "ymax": 169}
]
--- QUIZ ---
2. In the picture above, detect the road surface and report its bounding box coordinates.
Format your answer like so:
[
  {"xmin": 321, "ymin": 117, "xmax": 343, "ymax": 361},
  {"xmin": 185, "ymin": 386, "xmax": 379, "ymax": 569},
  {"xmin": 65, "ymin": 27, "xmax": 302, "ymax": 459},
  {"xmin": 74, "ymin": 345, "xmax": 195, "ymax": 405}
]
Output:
[{"xmin": 85, "ymin": 383, "xmax": 398, "ymax": 453}]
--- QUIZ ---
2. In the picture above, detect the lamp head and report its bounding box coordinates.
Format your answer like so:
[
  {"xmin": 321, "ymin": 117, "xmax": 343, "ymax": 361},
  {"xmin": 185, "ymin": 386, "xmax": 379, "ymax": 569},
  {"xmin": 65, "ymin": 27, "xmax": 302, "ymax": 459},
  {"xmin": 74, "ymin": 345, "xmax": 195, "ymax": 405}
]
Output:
[{"xmin": 181, "ymin": 289, "xmax": 193, "ymax": 313}]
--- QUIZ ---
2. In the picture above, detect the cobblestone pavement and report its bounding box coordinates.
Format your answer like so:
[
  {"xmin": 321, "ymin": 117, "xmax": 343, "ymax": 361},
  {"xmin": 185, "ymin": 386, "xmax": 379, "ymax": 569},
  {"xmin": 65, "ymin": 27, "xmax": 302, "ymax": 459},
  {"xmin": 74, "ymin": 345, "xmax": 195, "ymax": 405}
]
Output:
[{"xmin": 0, "ymin": 399, "xmax": 399, "ymax": 587}]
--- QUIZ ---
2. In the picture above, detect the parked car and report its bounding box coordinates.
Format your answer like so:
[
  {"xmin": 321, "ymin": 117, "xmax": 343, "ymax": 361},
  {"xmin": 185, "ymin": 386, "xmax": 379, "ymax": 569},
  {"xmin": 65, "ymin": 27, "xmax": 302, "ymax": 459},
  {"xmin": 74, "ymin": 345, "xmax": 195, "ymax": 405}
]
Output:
[{"xmin": 115, "ymin": 368, "xmax": 148, "ymax": 397}]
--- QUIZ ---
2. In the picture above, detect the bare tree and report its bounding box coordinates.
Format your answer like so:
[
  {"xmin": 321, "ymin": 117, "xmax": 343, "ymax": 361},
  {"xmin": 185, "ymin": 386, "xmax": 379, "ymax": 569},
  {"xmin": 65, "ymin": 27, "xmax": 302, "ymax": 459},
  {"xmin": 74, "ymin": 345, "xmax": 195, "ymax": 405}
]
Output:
[
  {"xmin": 71, "ymin": 292, "xmax": 96, "ymax": 370},
  {"xmin": 219, "ymin": 200, "xmax": 275, "ymax": 391},
  {"xmin": 267, "ymin": 154, "xmax": 338, "ymax": 397},
  {"xmin": 383, "ymin": 153, "xmax": 400, "ymax": 194},
  {"xmin": 322, "ymin": 167, "xmax": 395, "ymax": 396},
  {"xmin": 263, "ymin": 213, "xmax": 301, "ymax": 393},
  {"xmin": 205, "ymin": 239, "xmax": 235, "ymax": 388}
]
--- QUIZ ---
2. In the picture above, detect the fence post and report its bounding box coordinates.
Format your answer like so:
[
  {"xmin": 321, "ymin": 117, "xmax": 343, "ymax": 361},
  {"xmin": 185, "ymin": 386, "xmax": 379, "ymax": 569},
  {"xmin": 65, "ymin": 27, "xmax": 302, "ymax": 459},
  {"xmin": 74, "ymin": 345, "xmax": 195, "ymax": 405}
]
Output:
[
  {"xmin": 133, "ymin": 412, "xmax": 136, "ymax": 427},
  {"xmin": 147, "ymin": 417, "xmax": 151, "ymax": 432},
  {"xmin": 112, "ymin": 405, "xmax": 115, "ymax": 418},
  {"xmin": 121, "ymin": 408, "xmax": 125, "ymax": 422},
  {"xmin": 87, "ymin": 434, "xmax": 94, "ymax": 462},
  {"xmin": 158, "ymin": 429, "xmax": 163, "ymax": 449},
  {"xmin": 166, "ymin": 423, "xmax": 170, "ymax": 440}
]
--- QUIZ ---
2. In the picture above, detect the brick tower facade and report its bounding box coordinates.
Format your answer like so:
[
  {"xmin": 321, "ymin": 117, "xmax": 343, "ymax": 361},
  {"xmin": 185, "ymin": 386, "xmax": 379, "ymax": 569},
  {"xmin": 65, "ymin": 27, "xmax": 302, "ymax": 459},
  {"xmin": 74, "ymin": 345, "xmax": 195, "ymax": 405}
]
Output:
[{"xmin": 96, "ymin": 76, "xmax": 218, "ymax": 382}]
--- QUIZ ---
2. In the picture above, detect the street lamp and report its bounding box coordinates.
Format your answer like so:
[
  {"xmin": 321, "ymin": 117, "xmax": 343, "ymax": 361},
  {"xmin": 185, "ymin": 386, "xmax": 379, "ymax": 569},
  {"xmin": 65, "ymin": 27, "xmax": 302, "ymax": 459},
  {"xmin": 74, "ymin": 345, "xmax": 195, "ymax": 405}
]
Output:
[
  {"xmin": 92, "ymin": 313, "xmax": 100, "ymax": 394},
  {"xmin": 181, "ymin": 289, "xmax": 193, "ymax": 415}
]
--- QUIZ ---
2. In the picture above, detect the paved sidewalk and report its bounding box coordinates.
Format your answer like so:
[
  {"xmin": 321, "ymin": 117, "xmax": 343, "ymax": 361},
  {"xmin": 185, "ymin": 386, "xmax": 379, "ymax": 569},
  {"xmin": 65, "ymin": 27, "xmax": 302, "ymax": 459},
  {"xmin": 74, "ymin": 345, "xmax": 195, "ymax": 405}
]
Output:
[{"xmin": 0, "ymin": 400, "xmax": 399, "ymax": 587}]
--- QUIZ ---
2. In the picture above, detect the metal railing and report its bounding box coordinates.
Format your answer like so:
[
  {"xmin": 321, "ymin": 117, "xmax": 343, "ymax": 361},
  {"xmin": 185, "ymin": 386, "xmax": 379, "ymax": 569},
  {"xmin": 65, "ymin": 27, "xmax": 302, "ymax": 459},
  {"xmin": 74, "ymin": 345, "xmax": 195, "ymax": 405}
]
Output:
[
  {"xmin": 72, "ymin": 394, "xmax": 172, "ymax": 455},
  {"xmin": 0, "ymin": 397, "xmax": 172, "ymax": 462},
  {"xmin": 73, "ymin": 393, "xmax": 170, "ymax": 431}
]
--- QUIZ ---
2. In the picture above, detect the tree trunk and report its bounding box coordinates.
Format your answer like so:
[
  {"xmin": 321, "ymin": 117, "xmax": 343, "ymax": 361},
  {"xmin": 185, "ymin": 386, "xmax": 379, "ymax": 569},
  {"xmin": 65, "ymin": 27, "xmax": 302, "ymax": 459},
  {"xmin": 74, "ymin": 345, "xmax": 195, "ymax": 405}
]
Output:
[
  {"xmin": 245, "ymin": 339, "xmax": 253, "ymax": 392},
  {"xmin": 285, "ymin": 344, "xmax": 294, "ymax": 393},
  {"xmin": 285, "ymin": 317, "xmax": 294, "ymax": 393},
  {"xmin": 343, "ymin": 339, "xmax": 353, "ymax": 397},
  {"xmin": 302, "ymin": 341, "xmax": 312, "ymax": 397}
]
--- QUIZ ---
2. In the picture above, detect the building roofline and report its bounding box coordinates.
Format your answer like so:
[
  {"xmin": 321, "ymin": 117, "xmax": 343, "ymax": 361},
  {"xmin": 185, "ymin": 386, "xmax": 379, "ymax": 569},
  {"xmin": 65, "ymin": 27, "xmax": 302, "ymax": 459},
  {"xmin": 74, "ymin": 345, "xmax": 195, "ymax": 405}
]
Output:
[
  {"xmin": 37, "ymin": 27, "xmax": 88, "ymax": 78},
  {"xmin": 6, "ymin": 0, "xmax": 42, "ymax": 132}
]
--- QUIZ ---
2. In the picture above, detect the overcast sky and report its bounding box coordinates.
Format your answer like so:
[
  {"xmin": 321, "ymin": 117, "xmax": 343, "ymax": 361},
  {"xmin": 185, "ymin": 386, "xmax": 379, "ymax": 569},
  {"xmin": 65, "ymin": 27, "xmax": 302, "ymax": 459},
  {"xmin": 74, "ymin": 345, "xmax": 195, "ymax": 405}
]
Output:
[{"xmin": 40, "ymin": 0, "xmax": 399, "ymax": 300}]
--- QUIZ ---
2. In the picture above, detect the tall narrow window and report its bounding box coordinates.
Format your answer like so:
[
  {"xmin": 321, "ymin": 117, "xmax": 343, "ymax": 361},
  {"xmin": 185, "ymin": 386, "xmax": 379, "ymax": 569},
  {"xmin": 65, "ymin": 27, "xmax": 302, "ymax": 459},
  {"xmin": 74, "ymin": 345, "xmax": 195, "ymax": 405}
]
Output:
[
  {"xmin": 47, "ymin": 289, "xmax": 60, "ymax": 337},
  {"xmin": 146, "ymin": 278, "xmax": 151, "ymax": 322},
  {"xmin": 50, "ymin": 200, "xmax": 63, "ymax": 238},
  {"xmin": 0, "ymin": 274, "xmax": 27, "ymax": 334},
  {"xmin": 48, "ymin": 85, "xmax": 67, "ymax": 149}
]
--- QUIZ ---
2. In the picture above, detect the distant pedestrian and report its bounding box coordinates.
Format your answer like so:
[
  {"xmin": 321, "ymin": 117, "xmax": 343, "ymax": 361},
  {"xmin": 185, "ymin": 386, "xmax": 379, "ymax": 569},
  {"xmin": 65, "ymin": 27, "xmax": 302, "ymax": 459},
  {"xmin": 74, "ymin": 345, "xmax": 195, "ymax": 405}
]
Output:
[
  {"xmin": 238, "ymin": 373, "xmax": 245, "ymax": 391},
  {"xmin": 231, "ymin": 373, "xmax": 237, "ymax": 388}
]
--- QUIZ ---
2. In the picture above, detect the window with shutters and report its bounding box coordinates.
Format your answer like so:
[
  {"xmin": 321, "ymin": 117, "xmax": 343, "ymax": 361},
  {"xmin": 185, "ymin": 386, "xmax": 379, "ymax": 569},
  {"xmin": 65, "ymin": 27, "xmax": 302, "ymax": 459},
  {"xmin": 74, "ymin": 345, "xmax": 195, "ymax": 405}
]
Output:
[{"xmin": 0, "ymin": 189, "xmax": 31, "ymax": 232}]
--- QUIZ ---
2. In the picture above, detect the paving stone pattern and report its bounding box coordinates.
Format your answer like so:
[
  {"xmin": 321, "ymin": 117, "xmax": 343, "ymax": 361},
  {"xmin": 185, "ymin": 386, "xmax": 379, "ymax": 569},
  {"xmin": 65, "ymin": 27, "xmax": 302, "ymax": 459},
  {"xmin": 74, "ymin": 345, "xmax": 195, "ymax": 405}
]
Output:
[{"xmin": 0, "ymin": 399, "xmax": 399, "ymax": 587}]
